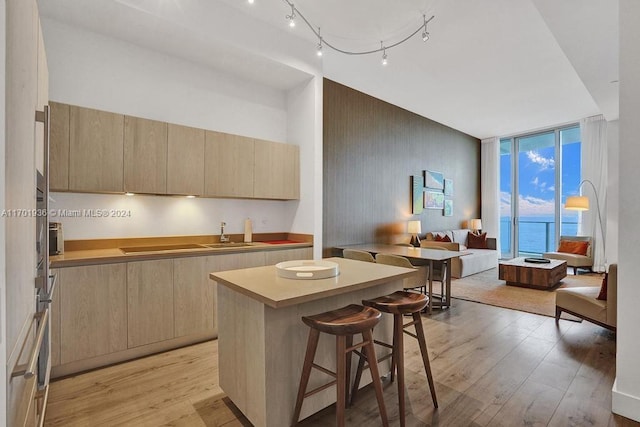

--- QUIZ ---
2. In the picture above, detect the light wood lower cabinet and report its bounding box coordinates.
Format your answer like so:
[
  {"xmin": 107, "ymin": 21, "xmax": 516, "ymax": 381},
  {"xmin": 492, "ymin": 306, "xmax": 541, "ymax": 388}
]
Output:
[
  {"xmin": 127, "ymin": 259, "xmax": 175, "ymax": 348},
  {"xmin": 265, "ymin": 247, "xmax": 313, "ymax": 265},
  {"xmin": 173, "ymin": 257, "xmax": 216, "ymax": 337},
  {"xmin": 52, "ymin": 247, "xmax": 311, "ymax": 376},
  {"xmin": 59, "ymin": 264, "xmax": 127, "ymax": 364}
]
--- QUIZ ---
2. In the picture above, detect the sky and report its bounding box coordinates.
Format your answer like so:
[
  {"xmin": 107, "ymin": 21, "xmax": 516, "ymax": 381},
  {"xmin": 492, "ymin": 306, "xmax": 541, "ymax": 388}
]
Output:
[{"xmin": 500, "ymin": 127, "xmax": 581, "ymax": 219}]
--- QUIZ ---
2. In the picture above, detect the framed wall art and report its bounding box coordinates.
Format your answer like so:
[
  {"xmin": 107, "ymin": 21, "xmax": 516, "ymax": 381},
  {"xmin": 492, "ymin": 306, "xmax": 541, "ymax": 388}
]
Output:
[
  {"xmin": 424, "ymin": 170, "xmax": 444, "ymax": 190},
  {"xmin": 444, "ymin": 178, "xmax": 453, "ymax": 196},
  {"xmin": 411, "ymin": 175, "xmax": 424, "ymax": 214},
  {"xmin": 444, "ymin": 199, "xmax": 453, "ymax": 216},
  {"xmin": 424, "ymin": 190, "xmax": 445, "ymax": 209}
]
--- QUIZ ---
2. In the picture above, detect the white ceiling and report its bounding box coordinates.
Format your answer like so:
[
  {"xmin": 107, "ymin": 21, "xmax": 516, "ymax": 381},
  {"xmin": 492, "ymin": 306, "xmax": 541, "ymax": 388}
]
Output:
[{"xmin": 38, "ymin": 0, "xmax": 618, "ymax": 139}]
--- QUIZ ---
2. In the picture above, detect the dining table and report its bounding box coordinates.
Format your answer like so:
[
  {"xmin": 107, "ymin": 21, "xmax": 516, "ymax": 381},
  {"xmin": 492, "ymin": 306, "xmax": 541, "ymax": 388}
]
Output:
[{"xmin": 335, "ymin": 243, "xmax": 464, "ymax": 313}]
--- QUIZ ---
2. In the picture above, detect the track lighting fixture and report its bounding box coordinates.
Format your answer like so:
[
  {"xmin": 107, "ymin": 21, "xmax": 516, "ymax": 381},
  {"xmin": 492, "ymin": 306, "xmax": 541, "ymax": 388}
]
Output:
[
  {"xmin": 421, "ymin": 14, "xmax": 430, "ymax": 41},
  {"xmin": 381, "ymin": 42, "xmax": 388, "ymax": 65},
  {"xmin": 276, "ymin": 0, "xmax": 434, "ymax": 64},
  {"xmin": 285, "ymin": 3, "xmax": 296, "ymax": 27},
  {"xmin": 316, "ymin": 28, "xmax": 323, "ymax": 57}
]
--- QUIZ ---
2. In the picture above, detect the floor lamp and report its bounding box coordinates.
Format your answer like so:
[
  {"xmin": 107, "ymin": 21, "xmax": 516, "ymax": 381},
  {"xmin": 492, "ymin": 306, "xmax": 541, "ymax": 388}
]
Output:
[{"xmin": 564, "ymin": 179, "xmax": 605, "ymax": 254}]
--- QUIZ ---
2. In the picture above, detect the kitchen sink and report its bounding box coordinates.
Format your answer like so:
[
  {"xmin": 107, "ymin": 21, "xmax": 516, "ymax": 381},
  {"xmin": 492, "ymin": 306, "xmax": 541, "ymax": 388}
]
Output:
[
  {"xmin": 120, "ymin": 243, "xmax": 206, "ymax": 254},
  {"xmin": 204, "ymin": 242, "xmax": 254, "ymax": 248}
]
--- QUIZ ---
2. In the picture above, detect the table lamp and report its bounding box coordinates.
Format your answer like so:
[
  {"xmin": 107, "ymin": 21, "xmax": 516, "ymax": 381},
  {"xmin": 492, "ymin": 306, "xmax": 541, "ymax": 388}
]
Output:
[
  {"xmin": 469, "ymin": 218, "xmax": 482, "ymax": 235},
  {"xmin": 407, "ymin": 220, "xmax": 422, "ymax": 247}
]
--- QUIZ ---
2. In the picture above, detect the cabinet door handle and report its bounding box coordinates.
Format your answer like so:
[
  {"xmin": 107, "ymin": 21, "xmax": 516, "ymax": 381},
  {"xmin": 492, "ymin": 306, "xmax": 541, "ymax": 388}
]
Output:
[
  {"xmin": 38, "ymin": 274, "xmax": 57, "ymax": 304},
  {"xmin": 11, "ymin": 309, "xmax": 49, "ymax": 379}
]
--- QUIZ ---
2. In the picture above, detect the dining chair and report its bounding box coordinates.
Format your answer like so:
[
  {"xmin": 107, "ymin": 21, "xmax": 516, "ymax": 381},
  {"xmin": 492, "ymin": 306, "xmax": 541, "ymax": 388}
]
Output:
[
  {"xmin": 343, "ymin": 249, "xmax": 376, "ymax": 263},
  {"xmin": 423, "ymin": 246, "xmax": 447, "ymax": 299},
  {"xmin": 375, "ymin": 253, "xmax": 429, "ymax": 294}
]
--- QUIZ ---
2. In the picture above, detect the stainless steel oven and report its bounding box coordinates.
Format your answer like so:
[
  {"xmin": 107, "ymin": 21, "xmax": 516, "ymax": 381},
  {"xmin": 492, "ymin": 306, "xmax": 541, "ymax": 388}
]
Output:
[
  {"xmin": 35, "ymin": 106, "xmax": 53, "ymax": 395},
  {"xmin": 36, "ymin": 170, "xmax": 54, "ymax": 392}
]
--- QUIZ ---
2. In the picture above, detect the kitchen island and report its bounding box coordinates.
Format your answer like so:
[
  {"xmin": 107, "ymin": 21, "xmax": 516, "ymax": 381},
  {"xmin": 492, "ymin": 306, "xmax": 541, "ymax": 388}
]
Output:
[{"xmin": 210, "ymin": 257, "xmax": 415, "ymax": 427}]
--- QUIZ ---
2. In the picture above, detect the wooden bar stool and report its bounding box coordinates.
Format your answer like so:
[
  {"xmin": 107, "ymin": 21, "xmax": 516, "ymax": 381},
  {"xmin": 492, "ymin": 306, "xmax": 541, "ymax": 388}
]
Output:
[
  {"xmin": 350, "ymin": 291, "xmax": 438, "ymax": 427},
  {"xmin": 292, "ymin": 304, "xmax": 389, "ymax": 427}
]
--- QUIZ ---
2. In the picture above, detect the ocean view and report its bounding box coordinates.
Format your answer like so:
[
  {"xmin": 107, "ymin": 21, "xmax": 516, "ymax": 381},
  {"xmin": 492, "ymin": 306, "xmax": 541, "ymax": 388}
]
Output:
[{"xmin": 500, "ymin": 215, "xmax": 579, "ymax": 255}]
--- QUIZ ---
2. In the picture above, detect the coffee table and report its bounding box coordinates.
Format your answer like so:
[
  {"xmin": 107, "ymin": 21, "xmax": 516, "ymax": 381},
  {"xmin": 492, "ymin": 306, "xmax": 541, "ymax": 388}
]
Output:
[{"xmin": 498, "ymin": 257, "xmax": 567, "ymax": 289}]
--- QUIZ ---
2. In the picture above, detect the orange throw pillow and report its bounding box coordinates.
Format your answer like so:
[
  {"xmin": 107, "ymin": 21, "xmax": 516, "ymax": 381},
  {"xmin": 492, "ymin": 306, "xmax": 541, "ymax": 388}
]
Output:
[
  {"xmin": 557, "ymin": 240, "xmax": 589, "ymax": 256},
  {"xmin": 597, "ymin": 273, "xmax": 608, "ymax": 300},
  {"xmin": 467, "ymin": 232, "xmax": 488, "ymax": 249},
  {"xmin": 435, "ymin": 234, "xmax": 451, "ymax": 242}
]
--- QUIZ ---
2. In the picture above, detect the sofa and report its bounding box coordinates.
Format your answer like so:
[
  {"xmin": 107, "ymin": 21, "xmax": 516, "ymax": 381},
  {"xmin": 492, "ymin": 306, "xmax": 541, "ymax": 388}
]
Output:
[
  {"xmin": 555, "ymin": 264, "xmax": 616, "ymax": 331},
  {"xmin": 543, "ymin": 235, "xmax": 593, "ymax": 274},
  {"xmin": 419, "ymin": 229, "xmax": 498, "ymax": 278}
]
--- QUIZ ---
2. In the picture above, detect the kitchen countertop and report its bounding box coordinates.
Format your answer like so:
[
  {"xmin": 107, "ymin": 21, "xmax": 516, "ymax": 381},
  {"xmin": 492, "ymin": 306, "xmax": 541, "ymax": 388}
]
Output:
[
  {"xmin": 51, "ymin": 240, "xmax": 312, "ymax": 268},
  {"xmin": 210, "ymin": 257, "xmax": 415, "ymax": 308}
]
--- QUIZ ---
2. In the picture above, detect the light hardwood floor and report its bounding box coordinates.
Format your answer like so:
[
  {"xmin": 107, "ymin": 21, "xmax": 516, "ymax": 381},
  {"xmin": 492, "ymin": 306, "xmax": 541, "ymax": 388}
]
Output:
[{"xmin": 45, "ymin": 299, "xmax": 638, "ymax": 426}]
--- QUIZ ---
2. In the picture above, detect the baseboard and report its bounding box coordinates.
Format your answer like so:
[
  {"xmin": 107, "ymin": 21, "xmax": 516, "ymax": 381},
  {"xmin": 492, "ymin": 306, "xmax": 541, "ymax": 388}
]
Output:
[{"xmin": 612, "ymin": 379, "xmax": 640, "ymax": 422}]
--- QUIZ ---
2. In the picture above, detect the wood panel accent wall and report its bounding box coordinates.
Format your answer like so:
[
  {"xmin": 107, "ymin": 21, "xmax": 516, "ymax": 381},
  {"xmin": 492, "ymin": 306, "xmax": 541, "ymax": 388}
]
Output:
[{"xmin": 323, "ymin": 79, "xmax": 481, "ymax": 255}]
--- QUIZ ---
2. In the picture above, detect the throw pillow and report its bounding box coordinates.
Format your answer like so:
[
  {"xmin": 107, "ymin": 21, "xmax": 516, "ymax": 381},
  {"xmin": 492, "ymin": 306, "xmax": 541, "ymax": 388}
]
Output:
[
  {"xmin": 558, "ymin": 240, "xmax": 589, "ymax": 256},
  {"xmin": 435, "ymin": 234, "xmax": 451, "ymax": 242},
  {"xmin": 467, "ymin": 232, "xmax": 488, "ymax": 249},
  {"xmin": 597, "ymin": 273, "xmax": 608, "ymax": 300}
]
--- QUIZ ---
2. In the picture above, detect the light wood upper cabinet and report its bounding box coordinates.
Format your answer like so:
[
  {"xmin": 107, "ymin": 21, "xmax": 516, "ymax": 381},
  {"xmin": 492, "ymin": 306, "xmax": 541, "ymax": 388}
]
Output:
[
  {"xmin": 254, "ymin": 139, "xmax": 300, "ymax": 200},
  {"xmin": 69, "ymin": 105, "xmax": 124, "ymax": 192},
  {"xmin": 127, "ymin": 259, "xmax": 174, "ymax": 348},
  {"xmin": 48, "ymin": 102, "xmax": 300, "ymax": 199},
  {"xmin": 167, "ymin": 123, "xmax": 205, "ymax": 196},
  {"xmin": 204, "ymin": 131, "xmax": 254, "ymax": 198},
  {"xmin": 173, "ymin": 257, "xmax": 215, "ymax": 337},
  {"xmin": 59, "ymin": 264, "xmax": 127, "ymax": 364},
  {"xmin": 124, "ymin": 116, "xmax": 168, "ymax": 194},
  {"xmin": 49, "ymin": 102, "xmax": 70, "ymax": 191}
]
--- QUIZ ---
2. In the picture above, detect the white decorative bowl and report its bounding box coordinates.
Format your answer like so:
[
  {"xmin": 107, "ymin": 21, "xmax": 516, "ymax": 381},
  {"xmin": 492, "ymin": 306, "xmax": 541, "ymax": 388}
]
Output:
[{"xmin": 275, "ymin": 260, "xmax": 339, "ymax": 280}]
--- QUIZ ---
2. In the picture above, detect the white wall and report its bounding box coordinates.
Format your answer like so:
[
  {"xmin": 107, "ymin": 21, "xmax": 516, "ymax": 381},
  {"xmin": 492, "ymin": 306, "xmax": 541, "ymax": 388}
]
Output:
[
  {"xmin": 0, "ymin": 0, "xmax": 7, "ymax": 421},
  {"xmin": 42, "ymin": 18, "xmax": 316, "ymax": 240},
  {"xmin": 613, "ymin": 0, "xmax": 640, "ymax": 421},
  {"xmin": 49, "ymin": 192, "xmax": 297, "ymax": 240},
  {"xmin": 606, "ymin": 120, "xmax": 619, "ymax": 263},
  {"xmin": 286, "ymin": 77, "xmax": 323, "ymax": 258}
]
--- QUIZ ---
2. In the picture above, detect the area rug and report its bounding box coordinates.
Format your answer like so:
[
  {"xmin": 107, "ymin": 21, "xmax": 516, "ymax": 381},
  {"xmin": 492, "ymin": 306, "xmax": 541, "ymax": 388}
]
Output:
[{"xmin": 450, "ymin": 268, "xmax": 603, "ymax": 319}]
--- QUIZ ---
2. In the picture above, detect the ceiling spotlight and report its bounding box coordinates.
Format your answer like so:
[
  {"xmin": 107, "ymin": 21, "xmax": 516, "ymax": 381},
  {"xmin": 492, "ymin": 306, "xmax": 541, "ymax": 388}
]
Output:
[
  {"xmin": 381, "ymin": 42, "xmax": 388, "ymax": 65},
  {"xmin": 422, "ymin": 15, "xmax": 430, "ymax": 42},
  {"xmin": 286, "ymin": 4, "xmax": 296, "ymax": 27},
  {"xmin": 247, "ymin": 0, "xmax": 254, "ymax": 4},
  {"xmin": 316, "ymin": 28, "xmax": 323, "ymax": 57}
]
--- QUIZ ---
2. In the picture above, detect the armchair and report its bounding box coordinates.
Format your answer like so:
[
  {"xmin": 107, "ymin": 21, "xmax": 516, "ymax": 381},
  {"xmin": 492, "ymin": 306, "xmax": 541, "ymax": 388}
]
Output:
[
  {"xmin": 543, "ymin": 235, "xmax": 593, "ymax": 275},
  {"xmin": 555, "ymin": 264, "xmax": 616, "ymax": 331}
]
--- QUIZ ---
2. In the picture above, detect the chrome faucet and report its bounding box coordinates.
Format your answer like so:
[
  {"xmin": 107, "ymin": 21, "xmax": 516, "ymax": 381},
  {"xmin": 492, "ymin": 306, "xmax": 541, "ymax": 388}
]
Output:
[{"xmin": 220, "ymin": 221, "xmax": 230, "ymax": 243}]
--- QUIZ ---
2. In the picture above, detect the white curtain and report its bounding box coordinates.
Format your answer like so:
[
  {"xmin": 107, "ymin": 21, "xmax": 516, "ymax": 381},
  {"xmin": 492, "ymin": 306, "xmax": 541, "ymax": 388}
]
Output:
[
  {"xmin": 580, "ymin": 115, "xmax": 608, "ymax": 272},
  {"xmin": 481, "ymin": 137, "xmax": 500, "ymax": 255}
]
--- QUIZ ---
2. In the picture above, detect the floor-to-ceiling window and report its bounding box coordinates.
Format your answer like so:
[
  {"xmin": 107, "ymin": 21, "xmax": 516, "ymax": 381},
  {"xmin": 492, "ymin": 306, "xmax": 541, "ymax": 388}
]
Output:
[{"xmin": 500, "ymin": 125, "xmax": 581, "ymax": 259}]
